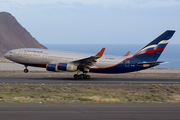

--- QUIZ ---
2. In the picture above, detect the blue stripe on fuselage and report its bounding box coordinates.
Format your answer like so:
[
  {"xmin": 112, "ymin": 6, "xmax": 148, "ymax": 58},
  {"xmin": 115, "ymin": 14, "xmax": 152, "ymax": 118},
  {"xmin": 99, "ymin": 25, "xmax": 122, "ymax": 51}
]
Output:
[{"xmin": 89, "ymin": 58, "xmax": 156, "ymax": 73}]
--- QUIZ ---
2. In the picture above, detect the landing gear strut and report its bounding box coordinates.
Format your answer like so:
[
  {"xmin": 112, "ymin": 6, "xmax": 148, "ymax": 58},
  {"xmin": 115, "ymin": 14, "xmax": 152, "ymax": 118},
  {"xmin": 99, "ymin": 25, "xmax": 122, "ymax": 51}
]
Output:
[{"xmin": 24, "ymin": 65, "xmax": 29, "ymax": 73}]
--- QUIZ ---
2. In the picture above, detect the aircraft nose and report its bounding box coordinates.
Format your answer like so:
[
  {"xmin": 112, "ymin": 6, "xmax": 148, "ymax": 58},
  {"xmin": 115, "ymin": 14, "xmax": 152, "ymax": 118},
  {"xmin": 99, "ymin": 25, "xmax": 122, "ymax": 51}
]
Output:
[
  {"xmin": 4, "ymin": 52, "xmax": 8, "ymax": 58},
  {"xmin": 4, "ymin": 52, "xmax": 11, "ymax": 59}
]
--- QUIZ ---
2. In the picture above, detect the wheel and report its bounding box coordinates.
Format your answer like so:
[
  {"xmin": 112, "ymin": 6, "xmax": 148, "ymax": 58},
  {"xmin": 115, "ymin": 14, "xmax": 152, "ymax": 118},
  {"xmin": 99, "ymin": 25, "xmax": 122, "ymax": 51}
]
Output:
[
  {"xmin": 78, "ymin": 74, "xmax": 83, "ymax": 79},
  {"xmin": 86, "ymin": 75, "xmax": 91, "ymax": 79},
  {"xmin": 24, "ymin": 69, "xmax": 28, "ymax": 73},
  {"xmin": 83, "ymin": 74, "xmax": 87, "ymax": 79},
  {"xmin": 74, "ymin": 74, "xmax": 78, "ymax": 79}
]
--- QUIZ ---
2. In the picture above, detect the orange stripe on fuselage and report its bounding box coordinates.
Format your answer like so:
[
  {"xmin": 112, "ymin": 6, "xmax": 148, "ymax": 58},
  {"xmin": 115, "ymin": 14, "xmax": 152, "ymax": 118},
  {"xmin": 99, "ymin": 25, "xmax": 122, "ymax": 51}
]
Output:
[
  {"xmin": 46, "ymin": 64, "xmax": 48, "ymax": 70},
  {"xmin": 90, "ymin": 58, "xmax": 128, "ymax": 69}
]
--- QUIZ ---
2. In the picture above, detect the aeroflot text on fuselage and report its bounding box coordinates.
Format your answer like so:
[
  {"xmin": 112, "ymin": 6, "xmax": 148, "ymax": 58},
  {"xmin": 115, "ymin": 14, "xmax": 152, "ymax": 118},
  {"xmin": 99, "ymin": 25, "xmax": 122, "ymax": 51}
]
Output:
[
  {"xmin": 24, "ymin": 50, "xmax": 44, "ymax": 53},
  {"xmin": 4, "ymin": 30, "xmax": 175, "ymax": 79}
]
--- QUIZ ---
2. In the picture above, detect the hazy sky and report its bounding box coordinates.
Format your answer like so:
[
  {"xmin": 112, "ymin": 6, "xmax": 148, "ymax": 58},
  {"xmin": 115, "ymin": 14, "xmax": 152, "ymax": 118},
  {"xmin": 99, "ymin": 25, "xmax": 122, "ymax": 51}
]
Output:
[{"xmin": 1, "ymin": 0, "xmax": 180, "ymax": 44}]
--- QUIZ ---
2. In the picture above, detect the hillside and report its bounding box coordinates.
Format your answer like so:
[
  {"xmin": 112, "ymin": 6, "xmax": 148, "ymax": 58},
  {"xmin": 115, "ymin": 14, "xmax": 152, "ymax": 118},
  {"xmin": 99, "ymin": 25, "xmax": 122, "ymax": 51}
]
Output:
[{"xmin": 0, "ymin": 12, "xmax": 47, "ymax": 58}]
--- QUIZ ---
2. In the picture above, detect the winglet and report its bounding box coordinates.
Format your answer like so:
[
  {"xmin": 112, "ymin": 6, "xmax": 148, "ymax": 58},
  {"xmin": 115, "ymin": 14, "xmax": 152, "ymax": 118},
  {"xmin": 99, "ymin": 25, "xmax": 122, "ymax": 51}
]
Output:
[
  {"xmin": 124, "ymin": 51, "xmax": 130, "ymax": 57},
  {"xmin": 95, "ymin": 48, "xmax": 106, "ymax": 57}
]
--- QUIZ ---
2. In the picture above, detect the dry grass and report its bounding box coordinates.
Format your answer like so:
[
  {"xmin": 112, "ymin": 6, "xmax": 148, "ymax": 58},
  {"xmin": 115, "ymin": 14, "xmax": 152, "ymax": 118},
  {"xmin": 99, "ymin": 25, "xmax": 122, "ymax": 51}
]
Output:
[{"xmin": 0, "ymin": 83, "xmax": 180, "ymax": 103}]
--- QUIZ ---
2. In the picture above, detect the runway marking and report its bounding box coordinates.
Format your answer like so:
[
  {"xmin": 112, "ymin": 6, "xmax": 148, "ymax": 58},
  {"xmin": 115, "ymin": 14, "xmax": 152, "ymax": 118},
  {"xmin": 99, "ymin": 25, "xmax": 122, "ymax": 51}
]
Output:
[{"xmin": 0, "ymin": 111, "xmax": 180, "ymax": 114}]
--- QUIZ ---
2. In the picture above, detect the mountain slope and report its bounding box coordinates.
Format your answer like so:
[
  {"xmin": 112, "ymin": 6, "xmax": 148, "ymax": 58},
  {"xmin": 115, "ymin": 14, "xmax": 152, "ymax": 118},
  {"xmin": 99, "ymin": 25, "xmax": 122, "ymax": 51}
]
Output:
[{"xmin": 0, "ymin": 12, "xmax": 47, "ymax": 57}]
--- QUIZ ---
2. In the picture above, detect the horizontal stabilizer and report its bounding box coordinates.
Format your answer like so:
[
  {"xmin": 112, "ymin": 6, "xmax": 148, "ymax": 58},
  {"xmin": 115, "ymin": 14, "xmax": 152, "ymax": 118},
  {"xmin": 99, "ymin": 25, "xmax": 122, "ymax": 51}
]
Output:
[{"xmin": 138, "ymin": 61, "xmax": 165, "ymax": 67}]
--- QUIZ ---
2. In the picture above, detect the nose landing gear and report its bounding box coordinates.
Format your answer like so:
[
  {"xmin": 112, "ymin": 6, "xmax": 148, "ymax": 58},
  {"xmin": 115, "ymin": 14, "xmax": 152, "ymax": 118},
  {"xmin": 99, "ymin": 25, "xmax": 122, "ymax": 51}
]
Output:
[{"xmin": 24, "ymin": 65, "xmax": 29, "ymax": 73}]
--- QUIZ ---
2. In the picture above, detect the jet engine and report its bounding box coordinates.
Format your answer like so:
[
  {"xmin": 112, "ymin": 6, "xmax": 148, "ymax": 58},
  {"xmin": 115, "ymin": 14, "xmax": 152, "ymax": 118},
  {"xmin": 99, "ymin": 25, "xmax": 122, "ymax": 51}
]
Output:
[{"xmin": 46, "ymin": 63, "xmax": 77, "ymax": 72}]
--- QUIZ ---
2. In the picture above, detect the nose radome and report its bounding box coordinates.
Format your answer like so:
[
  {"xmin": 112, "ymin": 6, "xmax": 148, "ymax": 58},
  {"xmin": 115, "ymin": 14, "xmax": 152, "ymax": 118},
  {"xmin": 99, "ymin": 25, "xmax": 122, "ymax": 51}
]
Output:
[
  {"xmin": 4, "ymin": 53, "xmax": 8, "ymax": 58},
  {"xmin": 4, "ymin": 53, "xmax": 7, "ymax": 58},
  {"xmin": 4, "ymin": 52, "xmax": 10, "ymax": 59}
]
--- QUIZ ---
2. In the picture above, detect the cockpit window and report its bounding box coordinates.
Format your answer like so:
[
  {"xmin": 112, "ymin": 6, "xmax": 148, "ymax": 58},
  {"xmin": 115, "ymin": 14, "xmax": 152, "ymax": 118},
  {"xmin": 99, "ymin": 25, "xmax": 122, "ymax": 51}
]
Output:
[{"xmin": 9, "ymin": 51, "xmax": 12, "ymax": 54}]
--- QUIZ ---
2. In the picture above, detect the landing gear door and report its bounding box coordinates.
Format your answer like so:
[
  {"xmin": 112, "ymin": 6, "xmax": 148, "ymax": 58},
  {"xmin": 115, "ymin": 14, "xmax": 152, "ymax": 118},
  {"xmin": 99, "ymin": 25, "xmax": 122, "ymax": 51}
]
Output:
[{"xmin": 43, "ymin": 53, "xmax": 47, "ymax": 60}]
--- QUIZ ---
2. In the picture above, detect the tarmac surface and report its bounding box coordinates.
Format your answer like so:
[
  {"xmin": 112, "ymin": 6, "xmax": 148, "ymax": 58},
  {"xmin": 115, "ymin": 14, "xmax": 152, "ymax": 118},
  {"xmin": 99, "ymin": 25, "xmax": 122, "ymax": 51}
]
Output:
[
  {"xmin": 0, "ymin": 103, "xmax": 180, "ymax": 120},
  {"xmin": 1, "ymin": 69, "xmax": 180, "ymax": 120},
  {"xmin": 0, "ymin": 76, "xmax": 180, "ymax": 84}
]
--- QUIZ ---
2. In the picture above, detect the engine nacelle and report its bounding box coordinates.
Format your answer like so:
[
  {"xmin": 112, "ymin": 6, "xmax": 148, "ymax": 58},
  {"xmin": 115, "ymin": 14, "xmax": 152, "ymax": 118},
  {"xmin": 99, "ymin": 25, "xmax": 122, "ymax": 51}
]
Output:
[
  {"xmin": 46, "ymin": 63, "xmax": 77, "ymax": 72},
  {"xmin": 46, "ymin": 63, "xmax": 58, "ymax": 72},
  {"xmin": 57, "ymin": 63, "xmax": 77, "ymax": 71}
]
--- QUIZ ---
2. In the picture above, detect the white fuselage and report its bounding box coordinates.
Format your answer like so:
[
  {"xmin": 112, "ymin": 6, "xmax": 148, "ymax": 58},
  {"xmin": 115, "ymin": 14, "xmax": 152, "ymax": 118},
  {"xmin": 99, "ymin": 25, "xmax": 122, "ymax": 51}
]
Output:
[{"xmin": 4, "ymin": 48, "xmax": 126, "ymax": 69}]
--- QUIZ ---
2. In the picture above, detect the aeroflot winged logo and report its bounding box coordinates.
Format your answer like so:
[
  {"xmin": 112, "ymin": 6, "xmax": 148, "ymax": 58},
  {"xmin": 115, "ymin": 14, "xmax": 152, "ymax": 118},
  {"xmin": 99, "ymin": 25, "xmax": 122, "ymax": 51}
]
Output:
[
  {"xmin": 4, "ymin": 30, "xmax": 175, "ymax": 79},
  {"xmin": 133, "ymin": 39, "xmax": 170, "ymax": 57}
]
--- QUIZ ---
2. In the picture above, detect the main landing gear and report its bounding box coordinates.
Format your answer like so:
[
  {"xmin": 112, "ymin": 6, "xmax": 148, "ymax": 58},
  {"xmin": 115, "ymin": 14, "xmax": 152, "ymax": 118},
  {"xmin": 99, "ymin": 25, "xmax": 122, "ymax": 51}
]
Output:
[
  {"xmin": 24, "ymin": 65, "xmax": 29, "ymax": 73},
  {"xmin": 74, "ymin": 74, "xmax": 91, "ymax": 79},
  {"xmin": 73, "ymin": 69, "xmax": 91, "ymax": 79},
  {"xmin": 74, "ymin": 70, "xmax": 91, "ymax": 79}
]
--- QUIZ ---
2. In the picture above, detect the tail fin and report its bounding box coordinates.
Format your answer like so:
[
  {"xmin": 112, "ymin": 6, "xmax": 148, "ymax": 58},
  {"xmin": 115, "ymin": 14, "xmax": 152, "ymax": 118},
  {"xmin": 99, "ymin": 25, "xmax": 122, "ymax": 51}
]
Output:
[{"xmin": 131, "ymin": 30, "xmax": 175, "ymax": 61}]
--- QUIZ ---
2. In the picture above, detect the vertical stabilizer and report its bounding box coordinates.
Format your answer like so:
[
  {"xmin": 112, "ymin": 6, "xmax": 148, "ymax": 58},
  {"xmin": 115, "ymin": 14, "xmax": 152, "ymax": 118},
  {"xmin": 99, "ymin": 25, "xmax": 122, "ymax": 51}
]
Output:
[{"xmin": 132, "ymin": 30, "xmax": 175, "ymax": 61}]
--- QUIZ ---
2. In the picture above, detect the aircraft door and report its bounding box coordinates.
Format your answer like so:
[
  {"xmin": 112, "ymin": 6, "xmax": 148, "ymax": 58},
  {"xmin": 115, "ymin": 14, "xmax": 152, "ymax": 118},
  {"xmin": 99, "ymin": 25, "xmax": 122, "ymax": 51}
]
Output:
[
  {"xmin": 43, "ymin": 53, "xmax": 47, "ymax": 60},
  {"xmin": 18, "ymin": 51, "xmax": 23, "ymax": 58}
]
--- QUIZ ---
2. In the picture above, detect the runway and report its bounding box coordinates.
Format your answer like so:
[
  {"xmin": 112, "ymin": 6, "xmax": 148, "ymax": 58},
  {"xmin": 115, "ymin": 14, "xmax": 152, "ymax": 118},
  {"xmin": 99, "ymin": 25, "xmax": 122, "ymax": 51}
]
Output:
[
  {"xmin": 1, "ymin": 76, "xmax": 180, "ymax": 120},
  {"xmin": 0, "ymin": 76, "xmax": 180, "ymax": 84},
  {"xmin": 0, "ymin": 103, "xmax": 180, "ymax": 120}
]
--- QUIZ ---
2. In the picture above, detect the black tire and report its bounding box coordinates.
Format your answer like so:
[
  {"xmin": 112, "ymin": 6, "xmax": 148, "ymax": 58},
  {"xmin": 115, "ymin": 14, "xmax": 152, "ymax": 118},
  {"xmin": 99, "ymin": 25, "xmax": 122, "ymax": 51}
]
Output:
[
  {"xmin": 24, "ymin": 69, "xmax": 28, "ymax": 73},
  {"xmin": 78, "ymin": 74, "xmax": 83, "ymax": 79},
  {"xmin": 86, "ymin": 75, "xmax": 91, "ymax": 79},
  {"xmin": 83, "ymin": 74, "xmax": 87, "ymax": 79},
  {"xmin": 74, "ymin": 74, "xmax": 78, "ymax": 79}
]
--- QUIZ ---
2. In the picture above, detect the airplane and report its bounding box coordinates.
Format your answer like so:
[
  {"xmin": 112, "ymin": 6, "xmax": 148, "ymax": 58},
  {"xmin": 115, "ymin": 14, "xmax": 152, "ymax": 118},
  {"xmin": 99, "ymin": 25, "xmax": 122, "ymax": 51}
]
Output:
[{"xmin": 4, "ymin": 30, "xmax": 175, "ymax": 79}]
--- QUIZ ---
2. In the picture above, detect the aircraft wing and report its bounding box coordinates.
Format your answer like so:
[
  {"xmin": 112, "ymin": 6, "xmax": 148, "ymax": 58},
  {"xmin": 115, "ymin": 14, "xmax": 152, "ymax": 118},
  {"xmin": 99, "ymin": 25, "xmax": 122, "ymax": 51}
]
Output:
[{"xmin": 70, "ymin": 48, "xmax": 105, "ymax": 67}]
